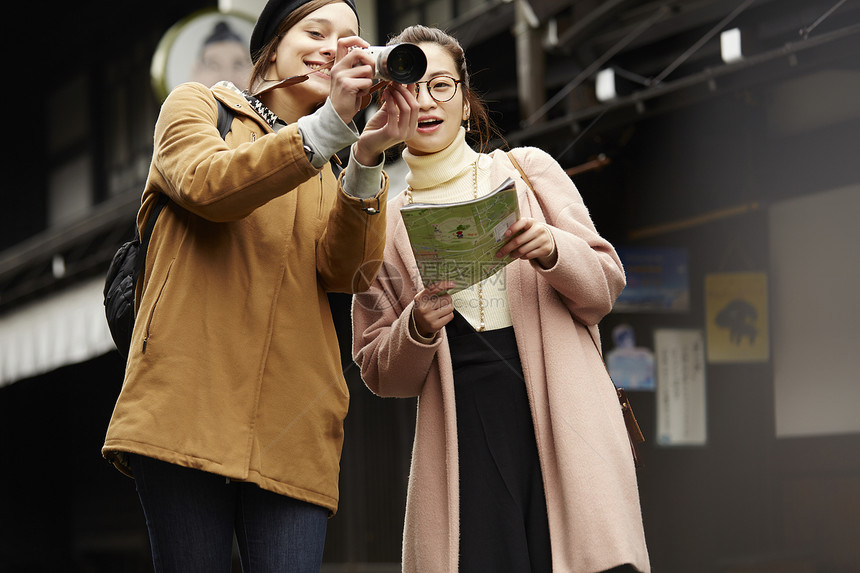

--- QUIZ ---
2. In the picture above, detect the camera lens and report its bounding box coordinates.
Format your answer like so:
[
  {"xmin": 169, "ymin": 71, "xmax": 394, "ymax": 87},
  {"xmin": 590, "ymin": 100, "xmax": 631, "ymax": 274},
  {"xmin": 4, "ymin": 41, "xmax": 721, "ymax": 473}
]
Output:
[
  {"xmin": 372, "ymin": 44, "xmax": 427, "ymax": 84},
  {"xmin": 386, "ymin": 45, "xmax": 425, "ymax": 83}
]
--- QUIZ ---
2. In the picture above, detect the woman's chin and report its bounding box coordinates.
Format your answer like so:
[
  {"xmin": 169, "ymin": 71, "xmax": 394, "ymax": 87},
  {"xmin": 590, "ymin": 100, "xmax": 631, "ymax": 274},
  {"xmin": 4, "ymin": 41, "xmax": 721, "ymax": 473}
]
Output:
[{"xmin": 290, "ymin": 81, "xmax": 330, "ymax": 107}]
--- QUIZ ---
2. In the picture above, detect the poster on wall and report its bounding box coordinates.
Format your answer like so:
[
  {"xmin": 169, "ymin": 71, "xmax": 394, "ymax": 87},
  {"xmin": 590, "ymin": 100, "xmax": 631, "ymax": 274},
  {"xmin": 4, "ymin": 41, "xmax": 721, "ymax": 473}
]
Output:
[
  {"xmin": 705, "ymin": 272, "xmax": 769, "ymax": 363},
  {"xmin": 613, "ymin": 247, "xmax": 690, "ymax": 313},
  {"xmin": 151, "ymin": 8, "xmax": 256, "ymax": 102},
  {"xmin": 655, "ymin": 328, "xmax": 707, "ymax": 446},
  {"xmin": 607, "ymin": 324, "xmax": 655, "ymax": 391}
]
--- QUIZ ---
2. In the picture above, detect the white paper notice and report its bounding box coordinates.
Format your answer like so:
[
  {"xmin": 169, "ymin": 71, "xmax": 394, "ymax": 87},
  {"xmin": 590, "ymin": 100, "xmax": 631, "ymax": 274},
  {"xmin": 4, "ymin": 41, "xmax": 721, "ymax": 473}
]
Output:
[{"xmin": 655, "ymin": 329, "xmax": 707, "ymax": 446}]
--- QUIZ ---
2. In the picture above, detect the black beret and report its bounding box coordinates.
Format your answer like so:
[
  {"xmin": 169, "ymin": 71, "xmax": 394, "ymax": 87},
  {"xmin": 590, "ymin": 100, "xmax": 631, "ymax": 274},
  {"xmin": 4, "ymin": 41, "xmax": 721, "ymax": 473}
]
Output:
[{"xmin": 250, "ymin": 0, "xmax": 359, "ymax": 62}]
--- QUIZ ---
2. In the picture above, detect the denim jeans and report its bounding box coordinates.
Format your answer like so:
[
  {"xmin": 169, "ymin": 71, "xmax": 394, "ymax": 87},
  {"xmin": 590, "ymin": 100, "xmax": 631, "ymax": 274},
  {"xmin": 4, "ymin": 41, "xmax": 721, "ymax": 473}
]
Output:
[{"xmin": 129, "ymin": 454, "xmax": 328, "ymax": 573}]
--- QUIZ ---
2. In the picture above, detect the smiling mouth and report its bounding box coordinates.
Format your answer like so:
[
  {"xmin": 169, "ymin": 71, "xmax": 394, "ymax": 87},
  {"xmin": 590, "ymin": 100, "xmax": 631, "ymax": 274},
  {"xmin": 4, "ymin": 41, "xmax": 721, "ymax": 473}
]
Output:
[{"xmin": 306, "ymin": 62, "xmax": 333, "ymax": 76}]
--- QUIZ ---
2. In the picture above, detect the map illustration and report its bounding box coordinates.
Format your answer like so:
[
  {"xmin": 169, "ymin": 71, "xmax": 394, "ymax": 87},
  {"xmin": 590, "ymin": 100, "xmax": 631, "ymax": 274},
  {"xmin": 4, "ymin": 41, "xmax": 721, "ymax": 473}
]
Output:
[{"xmin": 400, "ymin": 178, "xmax": 520, "ymax": 293}]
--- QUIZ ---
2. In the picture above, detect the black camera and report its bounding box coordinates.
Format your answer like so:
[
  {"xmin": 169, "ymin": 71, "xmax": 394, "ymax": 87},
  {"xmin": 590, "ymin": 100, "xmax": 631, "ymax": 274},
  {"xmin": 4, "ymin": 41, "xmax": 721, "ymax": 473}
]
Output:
[{"xmin": 361, "ymin": 43, "xmax": 427, "ymax": 84}]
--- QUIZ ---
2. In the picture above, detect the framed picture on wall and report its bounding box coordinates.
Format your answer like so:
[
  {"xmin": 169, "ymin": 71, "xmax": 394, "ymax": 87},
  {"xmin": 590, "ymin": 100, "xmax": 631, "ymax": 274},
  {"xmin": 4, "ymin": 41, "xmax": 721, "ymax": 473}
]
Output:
[{"xmin": 151, "ymin": 8, "xmax": 256, "ymax": 102}]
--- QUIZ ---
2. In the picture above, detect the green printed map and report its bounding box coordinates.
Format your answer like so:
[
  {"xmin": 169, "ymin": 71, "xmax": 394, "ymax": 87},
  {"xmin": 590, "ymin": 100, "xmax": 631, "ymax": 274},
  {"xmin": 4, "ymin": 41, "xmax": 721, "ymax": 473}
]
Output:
[{"xmin": 400, "ymin": 178, "xmax": 520, "ymax": 293}]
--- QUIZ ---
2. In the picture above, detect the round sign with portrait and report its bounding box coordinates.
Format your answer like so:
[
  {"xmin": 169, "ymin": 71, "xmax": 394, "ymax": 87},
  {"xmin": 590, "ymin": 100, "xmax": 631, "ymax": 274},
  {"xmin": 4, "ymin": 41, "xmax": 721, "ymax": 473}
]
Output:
[{"xmin": 151, "ymin": 8, "xmax": 255, "ymax": 101}]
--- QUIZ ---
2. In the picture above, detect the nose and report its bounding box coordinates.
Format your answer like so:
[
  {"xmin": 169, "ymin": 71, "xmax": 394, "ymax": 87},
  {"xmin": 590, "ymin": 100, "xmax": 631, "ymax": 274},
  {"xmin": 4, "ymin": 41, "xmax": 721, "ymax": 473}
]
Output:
[
  {"xmin": 415, "ymin": 84, "xmax": 436, "ymax": 107},
  {"xmin": 320, "ymin": 39, "xmax": 337, "ymax": 59}
]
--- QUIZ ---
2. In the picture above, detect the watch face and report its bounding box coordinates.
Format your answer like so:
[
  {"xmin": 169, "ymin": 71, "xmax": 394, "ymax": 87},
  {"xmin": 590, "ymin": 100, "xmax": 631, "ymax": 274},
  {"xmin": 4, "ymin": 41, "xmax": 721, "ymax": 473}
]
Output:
[{"xmin": 152, "ymin": 8, "xmax": 255, "ymax": 101}]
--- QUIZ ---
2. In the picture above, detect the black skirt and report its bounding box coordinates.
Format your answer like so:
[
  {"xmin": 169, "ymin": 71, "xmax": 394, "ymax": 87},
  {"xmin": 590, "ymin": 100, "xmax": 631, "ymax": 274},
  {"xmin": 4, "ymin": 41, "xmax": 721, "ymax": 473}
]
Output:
[{"xmin": 446, "ymin": 311, "xmax": 552, "ymax": 572}]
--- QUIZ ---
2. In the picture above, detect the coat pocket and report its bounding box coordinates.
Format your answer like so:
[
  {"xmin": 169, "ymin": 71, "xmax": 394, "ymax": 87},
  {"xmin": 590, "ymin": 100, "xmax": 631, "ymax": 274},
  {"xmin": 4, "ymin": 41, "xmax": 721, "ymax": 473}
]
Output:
[{"xmin": 141, "ymin": 258, "xmax": 175, "ymax": 354}]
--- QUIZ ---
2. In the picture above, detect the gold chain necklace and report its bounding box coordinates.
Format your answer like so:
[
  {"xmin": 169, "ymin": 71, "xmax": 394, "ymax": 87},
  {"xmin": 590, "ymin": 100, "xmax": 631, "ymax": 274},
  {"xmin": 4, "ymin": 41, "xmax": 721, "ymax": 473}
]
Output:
[
  {"xmin": 471, "ymin": 161, "xmax": 485, "ymax": 331},
  {"xmin": 406, "ymin": 160, "xmax": 485, "ymax": 331}
]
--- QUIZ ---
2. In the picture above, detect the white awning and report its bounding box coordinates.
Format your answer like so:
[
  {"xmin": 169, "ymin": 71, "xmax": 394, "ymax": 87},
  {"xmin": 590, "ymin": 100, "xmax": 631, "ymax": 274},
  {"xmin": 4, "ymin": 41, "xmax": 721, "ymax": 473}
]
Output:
[{"xmin": 0, "ymin": 276, "xmax": 116, "ymax": 388}]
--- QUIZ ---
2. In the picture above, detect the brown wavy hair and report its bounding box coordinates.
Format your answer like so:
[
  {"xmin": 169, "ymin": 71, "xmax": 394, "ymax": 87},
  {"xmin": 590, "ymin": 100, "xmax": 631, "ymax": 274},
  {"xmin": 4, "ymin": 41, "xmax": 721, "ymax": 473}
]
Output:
[{"xmin": 387, "ymin": 25, "xmax": 499, "ymax": 152}]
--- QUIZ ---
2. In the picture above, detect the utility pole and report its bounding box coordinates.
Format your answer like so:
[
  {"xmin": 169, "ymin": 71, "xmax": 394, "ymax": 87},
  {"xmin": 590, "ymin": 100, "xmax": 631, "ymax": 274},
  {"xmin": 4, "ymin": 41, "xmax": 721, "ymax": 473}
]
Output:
[{"xmin": 514, "ymin": 0, "xmax": 546, "ymax": 123}]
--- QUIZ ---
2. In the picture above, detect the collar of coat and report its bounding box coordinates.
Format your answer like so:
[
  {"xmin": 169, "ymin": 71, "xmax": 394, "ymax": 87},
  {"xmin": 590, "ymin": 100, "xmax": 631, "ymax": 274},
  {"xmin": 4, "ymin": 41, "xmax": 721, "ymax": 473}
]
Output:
[
  {"xmin": 242, "ymin": 91, "xmax": 285, "ymax": 129},
  {"xmin": 212, "ymin": 81, "xmax": 284, "ymax": 129}
]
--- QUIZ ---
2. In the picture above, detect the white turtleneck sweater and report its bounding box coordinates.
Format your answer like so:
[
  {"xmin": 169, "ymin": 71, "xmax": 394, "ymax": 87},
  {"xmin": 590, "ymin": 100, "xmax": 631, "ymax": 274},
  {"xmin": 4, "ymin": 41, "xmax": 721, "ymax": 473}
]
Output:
[{"xmin": 401, "ymin": 128, "xmax": 513, "ymax": 332}]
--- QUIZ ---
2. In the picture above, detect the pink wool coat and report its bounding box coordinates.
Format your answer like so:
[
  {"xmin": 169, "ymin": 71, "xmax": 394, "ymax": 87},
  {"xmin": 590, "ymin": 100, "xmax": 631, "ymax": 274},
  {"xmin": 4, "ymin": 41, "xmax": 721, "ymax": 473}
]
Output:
[{"xmin": 352, "ymin": 147, "xmax": 650, "ymax": 572}]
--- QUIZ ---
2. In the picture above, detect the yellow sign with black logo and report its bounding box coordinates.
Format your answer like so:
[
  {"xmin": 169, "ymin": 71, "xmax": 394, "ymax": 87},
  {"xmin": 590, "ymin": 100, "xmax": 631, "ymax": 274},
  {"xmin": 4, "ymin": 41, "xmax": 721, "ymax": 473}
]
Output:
[{"xmin": 705, "ymin": 272, "xmax": 769, "ymax": 363}]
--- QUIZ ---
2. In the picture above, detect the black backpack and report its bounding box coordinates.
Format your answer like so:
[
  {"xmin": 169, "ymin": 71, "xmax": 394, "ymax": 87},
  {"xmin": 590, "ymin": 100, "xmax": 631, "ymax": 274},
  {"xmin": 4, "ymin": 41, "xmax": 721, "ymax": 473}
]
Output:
[{"xmin": 104, "ymin": 101, "xmax": 234, "ymax": 358}]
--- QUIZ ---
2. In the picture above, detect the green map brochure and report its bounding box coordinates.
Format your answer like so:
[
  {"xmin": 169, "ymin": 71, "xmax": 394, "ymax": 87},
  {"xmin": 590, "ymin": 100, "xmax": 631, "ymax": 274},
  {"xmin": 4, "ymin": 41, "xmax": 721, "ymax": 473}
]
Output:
[{"xmin": 400, "ymin": 177, "xmax": 520, "ymax": 293}]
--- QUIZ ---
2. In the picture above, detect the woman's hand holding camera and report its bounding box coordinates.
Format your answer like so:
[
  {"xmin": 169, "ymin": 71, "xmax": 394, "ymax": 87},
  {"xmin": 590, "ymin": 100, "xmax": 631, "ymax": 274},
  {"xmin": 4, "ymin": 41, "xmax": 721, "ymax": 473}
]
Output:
[
  {"xmin": 328, "ymin": 36, "xmax": 375, "ymax": 125},
  {"xmin": 354, "ymin": 82, "xmax": 418, "ymax": 166},
  {"xmin": 329, "ymin": 37, "xmax": 418, "ymax": 166}
]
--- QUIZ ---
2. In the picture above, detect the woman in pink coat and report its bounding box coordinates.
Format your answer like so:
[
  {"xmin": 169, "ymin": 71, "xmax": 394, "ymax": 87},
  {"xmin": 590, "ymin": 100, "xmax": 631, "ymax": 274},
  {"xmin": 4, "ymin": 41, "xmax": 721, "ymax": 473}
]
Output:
[{"xmin": 352, "ymin": 26, "xmax": 649, "ymax": 573}]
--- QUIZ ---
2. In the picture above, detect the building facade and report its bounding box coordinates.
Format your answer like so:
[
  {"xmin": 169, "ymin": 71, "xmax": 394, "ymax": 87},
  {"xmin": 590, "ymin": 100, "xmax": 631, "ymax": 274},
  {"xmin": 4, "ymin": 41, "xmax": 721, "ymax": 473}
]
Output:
[{"xmin": 2, "ymin": 0, "xmax": 859, "ymax": 571}]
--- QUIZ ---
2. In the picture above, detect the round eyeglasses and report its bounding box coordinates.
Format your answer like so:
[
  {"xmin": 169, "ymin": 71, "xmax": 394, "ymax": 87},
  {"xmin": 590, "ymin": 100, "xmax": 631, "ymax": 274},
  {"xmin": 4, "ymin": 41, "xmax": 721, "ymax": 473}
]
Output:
[{"xmin": 412, "ymin": 76, "xmax": 462, "ymax": 103}]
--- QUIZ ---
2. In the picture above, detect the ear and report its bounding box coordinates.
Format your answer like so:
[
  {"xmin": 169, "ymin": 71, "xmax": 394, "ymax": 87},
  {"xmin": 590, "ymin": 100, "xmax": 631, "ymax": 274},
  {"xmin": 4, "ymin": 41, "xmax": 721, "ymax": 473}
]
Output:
[{"xmin": 462, "ymin": 102, "xmax": 470, "ymax": 122}]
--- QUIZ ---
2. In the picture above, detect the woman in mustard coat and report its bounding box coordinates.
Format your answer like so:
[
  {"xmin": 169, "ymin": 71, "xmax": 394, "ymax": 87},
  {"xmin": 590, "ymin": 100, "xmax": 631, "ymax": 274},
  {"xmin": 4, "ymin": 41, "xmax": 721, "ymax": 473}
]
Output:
[{"xmin": 102, "ymin": 0, "xmax": 418, "ymax": 571}]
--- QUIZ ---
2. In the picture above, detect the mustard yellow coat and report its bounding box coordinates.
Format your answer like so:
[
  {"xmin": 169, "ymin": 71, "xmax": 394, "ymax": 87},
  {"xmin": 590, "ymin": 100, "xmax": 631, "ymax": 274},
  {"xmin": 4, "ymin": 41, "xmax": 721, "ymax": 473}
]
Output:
[{"xmin": 103, "ymin": 82, "xmax": 388, "ymax": 515}]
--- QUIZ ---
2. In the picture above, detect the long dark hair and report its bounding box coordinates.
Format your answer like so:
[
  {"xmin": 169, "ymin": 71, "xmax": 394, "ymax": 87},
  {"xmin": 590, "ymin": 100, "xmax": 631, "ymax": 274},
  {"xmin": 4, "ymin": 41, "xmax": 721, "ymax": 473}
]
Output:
[{"xmin": 388, "ymin": 25, "xmax": 500, "ymax": 153}]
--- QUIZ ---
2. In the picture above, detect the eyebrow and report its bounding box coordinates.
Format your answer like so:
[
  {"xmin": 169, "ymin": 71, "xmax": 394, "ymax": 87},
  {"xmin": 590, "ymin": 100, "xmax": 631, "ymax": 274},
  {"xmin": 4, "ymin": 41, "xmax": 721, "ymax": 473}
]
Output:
[
  {"xmin": 303, "ymin": 17, "xmax": 358, "ymax": 37},
  {"xmin": 426, "ymin": 69, "xmax": 458, "ymax": 77}
]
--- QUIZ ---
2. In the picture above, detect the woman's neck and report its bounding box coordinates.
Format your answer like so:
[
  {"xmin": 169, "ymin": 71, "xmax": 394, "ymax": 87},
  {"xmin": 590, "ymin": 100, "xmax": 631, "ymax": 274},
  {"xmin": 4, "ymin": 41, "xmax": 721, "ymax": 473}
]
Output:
[
  {"xmin": 259, "ymin": 92, "xmax": 311, "ymax": 125},
  {"xmin": 403, "ymin": 128, "xmax": 478, "ymax": 191}
]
